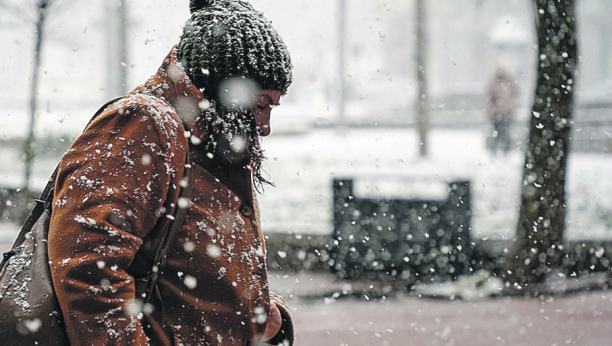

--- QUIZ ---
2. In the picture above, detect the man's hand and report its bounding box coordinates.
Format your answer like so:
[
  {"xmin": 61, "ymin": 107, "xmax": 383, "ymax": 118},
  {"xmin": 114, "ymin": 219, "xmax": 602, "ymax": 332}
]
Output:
[{"xmin": 262, "ymin": 303, "xmax": 282, "ymax": 342}]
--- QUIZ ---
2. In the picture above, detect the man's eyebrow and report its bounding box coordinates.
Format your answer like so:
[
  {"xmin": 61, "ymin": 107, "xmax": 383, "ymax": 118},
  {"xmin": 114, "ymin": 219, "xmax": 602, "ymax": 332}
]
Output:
[{"xmin": 263, "ymin": 94, "xmax": 280, "ymax": 106}]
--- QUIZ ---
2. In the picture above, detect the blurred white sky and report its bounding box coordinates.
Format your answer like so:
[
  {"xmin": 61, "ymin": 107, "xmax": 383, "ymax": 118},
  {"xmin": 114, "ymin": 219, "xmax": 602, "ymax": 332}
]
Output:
[
  {"xmin": 1, "ymin": 0, "xmax": 612, "ymax": 129},
  {"xmin": 0, "ymin": 1, "xmax": 383, "ymax": 117},
  {"xmin": 0, "ymin": 0, "xmax": 414, "ymax": 128}
]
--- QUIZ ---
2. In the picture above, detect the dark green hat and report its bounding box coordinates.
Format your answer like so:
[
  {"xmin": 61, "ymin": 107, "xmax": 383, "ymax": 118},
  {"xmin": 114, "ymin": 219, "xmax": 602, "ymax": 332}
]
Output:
[{"xmin": 178, "ymin": 0, "xmax": 293, "ymax": 100}]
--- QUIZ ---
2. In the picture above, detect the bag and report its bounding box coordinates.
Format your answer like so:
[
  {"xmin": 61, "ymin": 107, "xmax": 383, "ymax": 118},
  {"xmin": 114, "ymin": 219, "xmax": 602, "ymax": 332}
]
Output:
[{"xmin": 0, "ymin": 98, "xmax": 193, "ymax": 345}]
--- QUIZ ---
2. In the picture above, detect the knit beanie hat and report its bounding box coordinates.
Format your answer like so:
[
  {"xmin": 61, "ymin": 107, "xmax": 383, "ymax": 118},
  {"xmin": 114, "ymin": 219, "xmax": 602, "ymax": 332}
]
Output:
[{"xmin": 177, "ymin": 0, "xmax": 293, "ymax": 101}]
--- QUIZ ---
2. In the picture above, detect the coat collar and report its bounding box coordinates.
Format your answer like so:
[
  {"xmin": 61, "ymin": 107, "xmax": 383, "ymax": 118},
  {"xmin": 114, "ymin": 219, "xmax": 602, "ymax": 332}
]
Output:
[
  {"xmin": 131, "ymin": 46, "xmax": 208, "ymax": 141},
  {"xmin": 131, "ymin": 47, "xmax": 256, "ymax": 203}
]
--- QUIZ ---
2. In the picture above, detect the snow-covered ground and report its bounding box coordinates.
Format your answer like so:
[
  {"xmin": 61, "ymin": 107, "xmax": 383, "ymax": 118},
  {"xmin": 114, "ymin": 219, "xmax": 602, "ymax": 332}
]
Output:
[
  {"xmin": 2, "ymin": 126, "xmax": 612, "ymax": 241},
  {"xmin": 258, "ymin": 126, "xmax": 612, "ymax": 241}
]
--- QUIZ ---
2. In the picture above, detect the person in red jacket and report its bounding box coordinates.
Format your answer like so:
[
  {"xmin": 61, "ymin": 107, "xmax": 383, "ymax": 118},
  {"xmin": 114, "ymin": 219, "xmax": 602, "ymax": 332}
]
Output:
[{"xmin": 48, "ymin": 0, "xmax": 294, "ymax": 344}]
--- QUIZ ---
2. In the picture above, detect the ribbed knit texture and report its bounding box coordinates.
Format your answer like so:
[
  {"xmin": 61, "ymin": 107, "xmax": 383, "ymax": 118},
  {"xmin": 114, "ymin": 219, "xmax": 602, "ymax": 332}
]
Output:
[{"xmin": 178, "ymin": 0, "xmax": 293, "ymax": 100}]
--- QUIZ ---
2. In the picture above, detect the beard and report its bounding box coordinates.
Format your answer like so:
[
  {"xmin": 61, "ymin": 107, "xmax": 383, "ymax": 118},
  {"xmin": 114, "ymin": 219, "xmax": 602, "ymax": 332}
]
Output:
[{"xmin": 195, "ymin": 100, "xmax": 270, "ymax": 191}]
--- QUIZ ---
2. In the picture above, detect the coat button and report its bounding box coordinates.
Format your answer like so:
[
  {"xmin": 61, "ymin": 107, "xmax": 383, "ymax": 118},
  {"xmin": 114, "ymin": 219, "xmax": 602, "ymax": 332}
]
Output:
[{"xmin": 239, "ymin": 204, "xmax": 253, "ymax": 217}]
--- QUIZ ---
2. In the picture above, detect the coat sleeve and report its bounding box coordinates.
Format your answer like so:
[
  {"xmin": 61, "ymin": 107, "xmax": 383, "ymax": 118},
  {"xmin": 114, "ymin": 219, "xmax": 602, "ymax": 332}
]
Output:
[
  {"xmin": 48, "ymin": 96, "xmax": 187, "ymax": 346},
  {"xmin": 265, "ymin": 292, "xmax": 294, "ymax": 345}
]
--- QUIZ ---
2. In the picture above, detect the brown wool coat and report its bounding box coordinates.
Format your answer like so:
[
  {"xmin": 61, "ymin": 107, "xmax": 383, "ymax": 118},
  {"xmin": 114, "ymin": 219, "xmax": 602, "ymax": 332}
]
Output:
[{"xmin": 48, "ymin": 48, "xmax": 293, "ymax": 346}]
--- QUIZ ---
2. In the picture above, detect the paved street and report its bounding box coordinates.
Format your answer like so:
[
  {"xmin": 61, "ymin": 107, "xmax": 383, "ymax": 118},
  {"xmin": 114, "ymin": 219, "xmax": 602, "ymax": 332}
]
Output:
[
  {"xmin": 2, "ymin": 241, "xmax": 610, "ymax": 345},
  {"xmin": 271, "ymin": 272, "xmax": 612, "ymax": 346}
]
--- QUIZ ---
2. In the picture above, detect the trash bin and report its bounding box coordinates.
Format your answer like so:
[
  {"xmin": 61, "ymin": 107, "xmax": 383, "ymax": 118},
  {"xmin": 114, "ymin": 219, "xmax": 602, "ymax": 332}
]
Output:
[{"xmin": 330, "ymin": 178, "xmax": 472, "ymax": 284}]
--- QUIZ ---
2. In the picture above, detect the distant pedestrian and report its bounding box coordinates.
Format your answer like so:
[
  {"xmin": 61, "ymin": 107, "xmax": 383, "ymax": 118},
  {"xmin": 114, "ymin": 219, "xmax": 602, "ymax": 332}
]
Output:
[{"xmin": 485, "ymin": 66, "xmax": 518, "ymax": 155}]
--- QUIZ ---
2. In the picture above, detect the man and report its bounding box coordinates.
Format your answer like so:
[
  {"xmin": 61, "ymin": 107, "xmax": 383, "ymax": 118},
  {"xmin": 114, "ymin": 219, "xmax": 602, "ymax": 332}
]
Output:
[
  {"xmin": 485, "ymin": 65, "xmax": 519, "ymax": 155},
  {"xmin": 48, "ymin": 0, "xmax": 293, "ymax": 344}
]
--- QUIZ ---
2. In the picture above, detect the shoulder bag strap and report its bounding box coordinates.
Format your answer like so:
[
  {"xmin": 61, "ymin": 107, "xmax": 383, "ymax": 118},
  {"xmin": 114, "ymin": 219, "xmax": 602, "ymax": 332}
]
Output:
[
  {"xmin": 143, "ymin": 147, "xmax": 193, "ymax": 306},
  {"xmin": 143, "ymin": 109, "xmax": 195, "ymax": 306}
]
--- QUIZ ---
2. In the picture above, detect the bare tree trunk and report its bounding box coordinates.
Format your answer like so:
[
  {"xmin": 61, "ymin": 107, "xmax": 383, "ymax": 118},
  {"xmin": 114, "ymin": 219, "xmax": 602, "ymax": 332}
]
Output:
[
  {"xmin": 415, "ymin": 0, "xmax": 429, "ymax": 157},
  {"xmin": 506, "ymin": 0, "xmax": 577, "ymax": 285},
  {"xmin": 23, "ymin": 0, "xmax": 49, "ymax": 192}
]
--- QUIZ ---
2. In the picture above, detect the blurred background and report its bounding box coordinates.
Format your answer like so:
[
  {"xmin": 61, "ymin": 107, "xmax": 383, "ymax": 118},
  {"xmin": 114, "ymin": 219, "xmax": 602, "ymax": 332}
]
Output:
[
  {"xmin": 2, "ymin": 0, "xmax": 612, "ymax": 240},
  {"xmin": 1, "ymin": 0, "xmax": 612, "ymax": 344}
]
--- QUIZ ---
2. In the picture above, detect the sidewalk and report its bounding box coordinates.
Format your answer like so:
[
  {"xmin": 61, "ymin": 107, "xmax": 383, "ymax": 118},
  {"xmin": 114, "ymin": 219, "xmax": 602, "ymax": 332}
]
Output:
[
  {"xmin": 270, "ymin": 271, "xmax": 612, "ymax": 346},
  {"xmin": 1, "ymin": 237, "xmax": 609, "ymax": 345}
]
